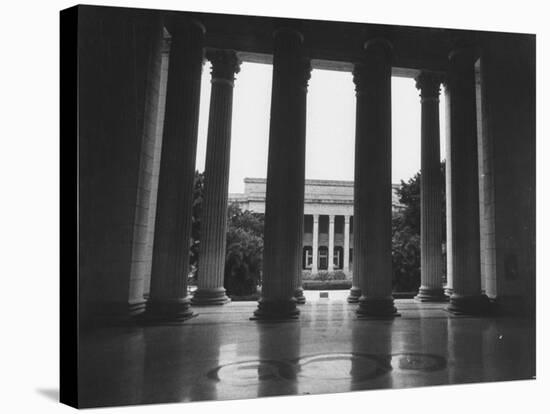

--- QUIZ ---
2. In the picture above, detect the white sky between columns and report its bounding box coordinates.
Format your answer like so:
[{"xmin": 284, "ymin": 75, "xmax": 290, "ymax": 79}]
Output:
[{"xmin": 194, "ymin": 62, "xmax": 447, "ymax": 194}]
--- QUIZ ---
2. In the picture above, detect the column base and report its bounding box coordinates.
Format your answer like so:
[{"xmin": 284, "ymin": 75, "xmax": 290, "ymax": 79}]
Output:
[
  {"xmin": 357, "ymin": 296, "xmax": 400, "ymax": 318},
  {"xmin": 444, "ymin": 286, "xmax": 453, "ymax": 297},
  {"xmin": 347, "ymin": 286, "xmax": 361, "ymax": 303},
  {"xmin": 143, "ymin": 297, "xmax": 194, "ymax": 323},
  {"xmin": 251, "ymin": 297, "xmax": 299, "ymax": 321},
  {"xmin": 414, "ymin": 286, "xmax": 448, "ymax": 302},
  {"xmin": 191, "ymin": 287, "xmax": 231, "ymax": 306},
  {"xmin": 447, "ymin": 294, "xmax": 490, "ymax": 315},
  {"xmin": 294, "ymin": 287, "xmax": 306, "ymax": 305}
]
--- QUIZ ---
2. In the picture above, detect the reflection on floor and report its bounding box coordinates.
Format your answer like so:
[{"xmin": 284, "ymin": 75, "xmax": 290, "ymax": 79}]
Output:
[{"xmin": 78, "ymin": 294, "xmax": 536, "ymax": 408}]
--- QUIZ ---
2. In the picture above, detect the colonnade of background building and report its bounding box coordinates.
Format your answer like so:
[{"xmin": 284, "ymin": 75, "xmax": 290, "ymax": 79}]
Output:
[
  {"xmin": 75, "ymin": 7, "xmax": 535, "ymax": 326},
  {"xmin": 303, "ymin": 214, "xmax": 353, "ymax": 274}
]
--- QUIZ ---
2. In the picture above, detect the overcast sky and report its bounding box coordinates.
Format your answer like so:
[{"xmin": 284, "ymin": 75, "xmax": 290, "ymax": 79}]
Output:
[{"xmin": 195, "ymin": 62, "xmax": 446, "ymax": 194}]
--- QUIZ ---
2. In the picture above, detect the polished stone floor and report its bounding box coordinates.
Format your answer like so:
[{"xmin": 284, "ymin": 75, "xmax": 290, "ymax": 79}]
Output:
[{"xmin": 78, "ymin": 292, "xmax": 536, "ymax": 408}]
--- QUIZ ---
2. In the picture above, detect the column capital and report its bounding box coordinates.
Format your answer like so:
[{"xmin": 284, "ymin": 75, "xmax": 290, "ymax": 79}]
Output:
[
  {"xmin": 297, "ymin": 58, "xmax": 312, "ymax": 89},
  {"xmin": 313, "ymin": 213, "xmax": 319, "ymax": 222},
  {"xmin": 415, "ymin": 71, "xmax": 443, "ymax": 101},
  {"xmin": 329, "ymin": 214, "xmax": 335, "ymax": 223},
  {"xmin": 272, "ymin": 27, "xmax": 311, "ymax": 89},
  {"xmin": 164, "ymin": 17, "xmax": 206, "ymax": 71},
  {"xmin": 165, "ymin": 16, "xmax": 206, "ymax": 38},
  {"xmin": 206, "ymin": 49, "xmax": 241, "ymax": 85},
  {"xmin": 273, "ymin": 27, "xmax": 304, "ymax": 44},
  {"xmin": 344, "ymin": 215, "xmax": 351, "ymax": 223},
  {"xmin": 353, "ymin": 38, "xmax": 392, "ymax": 95},
  {"xmin": 352, "ymin": 64, "xmax": 367, "ymax": 94},
  {"xmin": 363, "ymin": 38, "xmax": 393, "ymax": 58},
  {"xmin": 448, "ymin": 44, "xmax": 480, "ymax": 64},
  {"xmin": 447, "ymin": 44, "xmax": 478, "ymax": 92}
]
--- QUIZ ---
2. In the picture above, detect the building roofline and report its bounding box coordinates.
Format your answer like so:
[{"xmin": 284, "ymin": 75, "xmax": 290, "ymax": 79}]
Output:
[{"xmin": 243, "ymin": 177, "xmax": 401, "ymax": 188}]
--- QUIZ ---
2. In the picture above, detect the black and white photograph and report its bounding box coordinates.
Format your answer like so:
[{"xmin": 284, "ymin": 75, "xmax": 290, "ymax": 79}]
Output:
[{"xmin": 0, "ymin": 1, "xmax": 546, "ymax": 413}]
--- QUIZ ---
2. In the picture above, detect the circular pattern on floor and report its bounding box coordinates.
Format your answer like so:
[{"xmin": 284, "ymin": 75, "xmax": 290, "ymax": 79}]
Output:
[
  {"xmin": 296, "ymin": 353, "xmax": 390, "ymax": 382},
  {"xmin": 207, "ymin": 352, "xmax": 446, "ymax": 384},
  {"xmin": 207, "ymin": 359, "xmax": 295, "ymax": 384}
]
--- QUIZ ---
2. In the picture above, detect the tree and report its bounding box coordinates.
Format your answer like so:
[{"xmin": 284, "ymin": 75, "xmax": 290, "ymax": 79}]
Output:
[
  {"xmin": 189, "ymin": 171, "xmax": 204, "ymax": 282},
  {"xmin": 224, "ymin": 203, "xmax": 264, "ymax": 296}
]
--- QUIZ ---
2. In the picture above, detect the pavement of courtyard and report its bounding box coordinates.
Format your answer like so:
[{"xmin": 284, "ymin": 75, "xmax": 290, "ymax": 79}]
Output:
[{"xmin": 78, "ymin": 291, "xmax": 536, "ymax": 408}]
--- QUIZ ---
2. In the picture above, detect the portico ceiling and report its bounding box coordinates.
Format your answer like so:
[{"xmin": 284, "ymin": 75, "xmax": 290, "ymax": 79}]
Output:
[{"xmin": 160, "ymin": 8, "xmax": 526, "ymax": 77}]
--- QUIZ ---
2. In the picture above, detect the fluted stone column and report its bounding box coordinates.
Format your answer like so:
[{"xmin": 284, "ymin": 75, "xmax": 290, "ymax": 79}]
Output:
[
  {"xmin": 328, "ymin": 215, "xmax": 335, "ymax": 271},
  {"xmin": 414, "ymin": 72, "xmax": 447, "ymax": 302},
  {"xmin": 446, "ymin": 46, "xmax": 489, "ymax": 315},
  {"xmin": 343, "ymin": 215, "xmax": 350, "ymax": 273},
  {"xmin": 312, "ymin": 214, "xmax": 319, "ymax": 274},
  {"xmin": 353, "ymin": 39, "xmax": 398, "ymax": 317},
  {"xmin": 347, "ymin": 215, "xmax": 361, "ymax": 302},
  {"xmin": 253, "ymin": 28, "xmax": 311, "ymax": 320},
  {"xmin": 191, "ymin": 50, "xmax": 241, "ymax": 306},
  {"xmin": 294, "ymin": 212, "xmax": 307, "ymax": 305},
  {"xmin": 146, "ymin": 19, "xmax": 205, "ymax": 321},
  {"xmin": 443, "ymin": 83, "xmax": 454, "ymax": 297}
]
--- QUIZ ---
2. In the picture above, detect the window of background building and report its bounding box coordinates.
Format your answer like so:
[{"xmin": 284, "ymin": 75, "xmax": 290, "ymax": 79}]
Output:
[
  {"xmin": 335, "ymin": 216, "xmax": 344, "ymax": 233},
  {"xmin": 318, "ymin": 246, "xmax": 328, "ymax": 269},
  {"xmin": 303, "ymin": 246, "xmax": 313, "ymax": 269},
  {"xmin": 304, "ymin": 215, "xmax": 313, "ymax": 234},
  {"xmin": 319, "ymin": 215, "xmax": 329, "ymax": 234},
  {"xmin": 334, "ymin": 246, "xmax": 343, "ymax": 269}
]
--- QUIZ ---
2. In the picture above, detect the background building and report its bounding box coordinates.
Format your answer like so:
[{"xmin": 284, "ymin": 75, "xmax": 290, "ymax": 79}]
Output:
[{"xmin": 229, "ymin": 178, "xmax": 402, "ymax": 276}]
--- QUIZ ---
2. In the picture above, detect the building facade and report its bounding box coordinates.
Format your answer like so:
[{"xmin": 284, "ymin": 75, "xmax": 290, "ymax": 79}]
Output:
[{"xmin": 229, "ymin": 178, "xmax": 402, "ymax": 276}]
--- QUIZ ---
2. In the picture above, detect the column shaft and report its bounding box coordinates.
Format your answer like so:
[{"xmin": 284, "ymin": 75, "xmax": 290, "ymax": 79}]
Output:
[
  {"xmin": 146, "ymin": 20, "xmax": 205, "ymax": 321},
  {"xmin": 328, "ymin": 215, "xmax": 335, "ymax": 271},
  {"xmin": 446, "ymin": 46, "xmax": 489, "ymax": 314},
  {"xmin": 415, "ymin": 72, "xmax": 446, "ymax": 302},
  {"xmin": 343, "ymin": 215, "xmax": 350, "ymax": 273},
  {"xmin": 353, "ymin": 39, "xmax": 398, "ymax": 317},
  {"xmin": 294, "ymin": 213, "xmax": 306, "ymax": 304},
  {"xmin": 312, "ymin": 214, "xmax": 319, "ymax": 274},
  {"xmin": 253, "ymin": 28, "xmax": 311, "ymax": 319},
  {"xmin": 347, "ymin": 214, "xmax": 361, "ymax": 303},
  {"xmin": 444, "ymin": 84, "xmax": 454, "ymax": 297},
  {"xmin": 192, "ymin": 50, "xmax": 240, "ymax": 306}
]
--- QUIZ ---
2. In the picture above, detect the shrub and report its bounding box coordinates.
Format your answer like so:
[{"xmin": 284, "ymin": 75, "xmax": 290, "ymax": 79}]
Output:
[
  {"xmin": 332, "ymin": 270, "xmax": 347, "ymax": 280},
  {"xmin": 302, "ymin": 270, "xmax": 313, "ymax": 280},
  {"xmin": 305, "ymin": 270, "xmax": 348, "ymax": 281}
]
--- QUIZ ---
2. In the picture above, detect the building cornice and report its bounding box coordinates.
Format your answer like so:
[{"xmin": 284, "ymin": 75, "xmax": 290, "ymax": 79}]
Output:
[{"xmin": 243, "ymin": 177, "xmax": 400, "ymax": 188}]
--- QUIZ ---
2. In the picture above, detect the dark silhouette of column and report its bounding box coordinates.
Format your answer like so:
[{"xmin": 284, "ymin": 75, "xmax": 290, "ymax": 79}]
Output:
[
  {"xmin": 353, "ymin": 39, "xmax": 398, "ymax": 317},
  {"xmin": 253, "ymin": 28, "xmax": 311, "ymax": 320},
  {"xmin": 294, "ymin": 226, "xmax": 307, "ymax": 305},
  {"xmin": 344, "ymin": 215, "xmax": 351, "ymax": 273},
  {"xmin": 443, "ymin": 83, "xmax": 454, "ymax": 297},
  {"xmin": 414, "ymin": 72, "xmax": 447, "ymax": 302},
  {"xmin": 446, "ymin": 46, "xmax": 489, "ymax": 314},
  {"xmin": 146, "ymin": 19, "xmax": 205, "ymax": 321},
  {"xmin": 192, "ymin": 50, "xmax": 241, "ymax": 306}
]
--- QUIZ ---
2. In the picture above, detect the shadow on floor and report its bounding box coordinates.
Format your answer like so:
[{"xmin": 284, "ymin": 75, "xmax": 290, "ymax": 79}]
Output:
[{"xmin": 36, "ymin": 388, "xmax": 59, "ymax": 402}]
